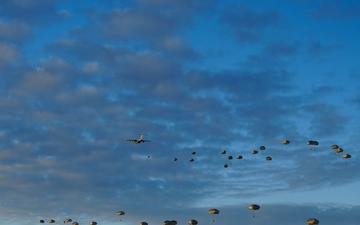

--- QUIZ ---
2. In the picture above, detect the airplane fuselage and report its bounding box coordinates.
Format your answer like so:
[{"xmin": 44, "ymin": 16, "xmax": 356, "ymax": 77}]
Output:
[{"xmin": 127, "ymin": 134, "xmax": 150, "ymax": 144}]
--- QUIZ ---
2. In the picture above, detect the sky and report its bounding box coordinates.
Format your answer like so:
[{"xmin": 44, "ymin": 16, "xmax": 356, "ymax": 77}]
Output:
[{"xmin": 0, "ymin": 0, "xmax": 360, "ymax": 224}]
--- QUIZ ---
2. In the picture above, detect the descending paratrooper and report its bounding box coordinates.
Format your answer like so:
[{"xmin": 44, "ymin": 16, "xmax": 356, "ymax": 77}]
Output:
[
  {"xmin": 248, "ymin": 204, "xmax": 260, "ymax": 218},
  {"xmin": 208, "ymin": 208, "xmax": 220, "ymax": 222}
]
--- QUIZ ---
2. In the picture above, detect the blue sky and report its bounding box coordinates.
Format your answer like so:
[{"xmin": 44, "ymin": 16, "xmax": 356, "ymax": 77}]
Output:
[{"xmin": 0, "ymin": 0, "xmax": 360, "ymax": 224}]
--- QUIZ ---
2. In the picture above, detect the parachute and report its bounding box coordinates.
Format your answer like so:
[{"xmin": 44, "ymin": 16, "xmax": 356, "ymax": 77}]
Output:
[
  {"xmin": 208, "ymin": 208, "xmax": 219, "ymax": 222},
  {"xmin": 64, "ymin": 218, "xmax": 72, "ymax": 223},
  {"xmin": 48, "ymin": 219, "xmax": 55, "ymax": 223},
  {"xmin": 89, "ymin": 222, "xmax": 97, "ymax": 225},
  {"xmin": 191, "ymin": 151, "xmax": 196, "ymax": 155},
  {"xmin": 221, "ymin": 150, "xmax": 226, "ymax": 155},
  {"xmin": 306, "ymin": 218, "xmax": 319, "ymax": 225},
  {"xmin": 224, "ymin": 164, "xmax": 228, "ymax": 168},
  {"xmin": 266, "ymin": 156, "xmax": 272, "ymax": 161},
  {"xmin": 335, "ymin": 148, "xmax": 343, "ymax": 153},
  {"xmin": 228, "ymin": 156, "xmax": 233, "ymax": 160},
  {"xmin": 39, "ymin": 220, "xmax": 45, "ymax": 223},
  {"xmin": 116, "ymin": 211, "xmax": 125, "ymax": 216},
  {"xmin": 173, "ymin": 157, "xmax": 178, "ymax": 161},
  {"xmin": 251, "ymin": 150, "xmax": 258, "ymax": 155},
  {"xmin": 116, "ymin": 210, "xmax": 125, "ymax": 222},
  {"xmin": 248, "ymin": 204, "xmax": 260, "ymax": 218},
  {"xmin": 260, "ymin": 146, "xmax": 265, "ymax": 150},
  {"xmin": 307, "ymin": 140, "xmax": 319, "ymax": 145},
  {"xmin": 237, "ymin": 155, "xmax": 243, "ymax": 159},
  {"xmin": 248, "ymin": 204, "xmax": 260, "ymax": 210},
  {"xmin": 343, "ymin": 153, "xmax": 351, "ymax": 159},
  {"xmin": 282, "ymin": 140, "xmax": 290, "ymax": 145},
  {"xmin": 208, "ymin": 208, "xmax": 220, "ymax": 214},
  {"xmin": 331, "ymin": 144, "xmax": 339, "ymax": 149},
  {"xmin": 72, "ymin": 222, "xmax": 79, "ymax": 225},
  {"xmin": 164, "ymin": 220, "xmax": 177, "ymax": 225},
  {"xmin": 140, "ymin": 222, "xmax": 148, "ymax": 225},
  {"xmin": 188, "ymin": 219, "xmax": 198, "ymax": 225}
]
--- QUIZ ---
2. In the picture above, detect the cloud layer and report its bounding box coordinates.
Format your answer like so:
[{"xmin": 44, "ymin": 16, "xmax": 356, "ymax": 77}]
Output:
[{"xmin": 0, "ymin": 0, "xmax": 359, "ymax": 225}]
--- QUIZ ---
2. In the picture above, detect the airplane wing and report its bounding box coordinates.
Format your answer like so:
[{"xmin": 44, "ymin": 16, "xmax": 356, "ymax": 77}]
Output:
[{"xmin": 142, "ymin": 140, "xmax": 151, "ymax": 142}]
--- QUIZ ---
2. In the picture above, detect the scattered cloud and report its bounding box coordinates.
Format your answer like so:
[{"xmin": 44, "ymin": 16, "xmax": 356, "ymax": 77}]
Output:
[{"xmin": 0, "ymin": 1, "xmax": 359, "ymax": 225}]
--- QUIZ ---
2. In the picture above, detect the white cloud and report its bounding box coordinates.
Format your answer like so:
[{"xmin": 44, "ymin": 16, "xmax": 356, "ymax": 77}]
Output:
[{"xmin": 0, "ymin": 1, "xmax": 359, "ymax": 225}]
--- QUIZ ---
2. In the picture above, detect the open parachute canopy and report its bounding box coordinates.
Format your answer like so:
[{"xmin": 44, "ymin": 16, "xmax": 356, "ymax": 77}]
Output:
[
  {"xmin": 307, "ymin": 140, "xmax": 319, "ymax": 145},
  {"xmin": 248, "ymin": 204, "xmax": 260, "ymax": 210},
  {"xmin": 188, "ymin": 219, "xmax": 198, "ymax": 225},
  {"xmin": 306, "ymin": 218, "xmax": 320, "ymax": 225},
  {"xmin": 64, "ymin": 218, "xmax": 72, "ymax": 223},
  {"xmin": 335, "ymin": 147, "xmax": 343, "ymax": 153},
  {"xmin": 164, "ymin": 220, "xmax": 177, "ymax": 225},
  {"xmin": 208, "ymin": 208, "xmax": 220, "ymax": 214},
  {"xmin": 282, "ymin": 139, "xmax": 290, "ymax": 145},
  {"xmin": 116, "ymin": 211, "xmax": 125, "ymax": 216}
]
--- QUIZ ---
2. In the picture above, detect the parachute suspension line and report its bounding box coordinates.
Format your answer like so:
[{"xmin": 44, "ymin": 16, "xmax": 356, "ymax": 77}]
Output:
[{"xmin": 212, "ymin": 216, "xmax": 217, "ymax": 223}]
